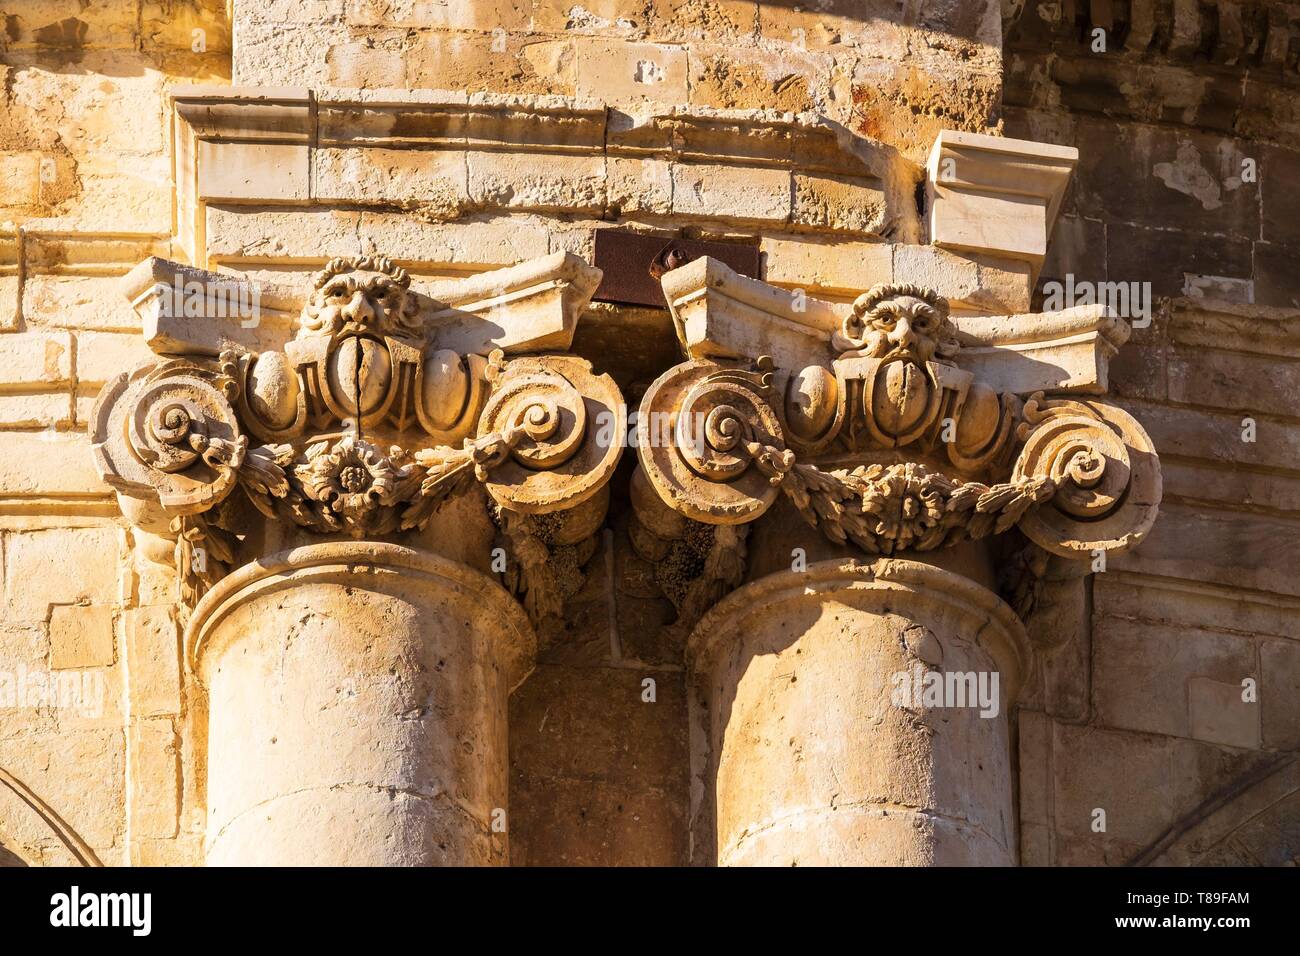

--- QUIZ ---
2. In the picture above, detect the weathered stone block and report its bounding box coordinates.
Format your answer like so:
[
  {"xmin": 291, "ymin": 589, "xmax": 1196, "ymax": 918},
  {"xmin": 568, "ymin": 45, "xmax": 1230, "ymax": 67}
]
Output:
[
  {"xmin": 198, "ymin": 141, "xmax": 309, "ymax": 203},
  {"xmin": 762, "ymin": 236, "xmax": 893, "ymax": 294},
  {"xmin": 74, "ymin": 331, "xmax": 157, "ymax": 388},
  {"xmin": 49, "ymin": 605, "xmax": 115, "ymax": 670},
  {"xmin": 0, "ymin": 332, "xmax": 73, "ymax": 388},
  {"xmin": 607, "ymin": 156, "xmax": 672, "ymax": 216},
  {"xmin": 1093, "ymin": 618, "xmax": 1256, "ymax": 743},
  {"xmin": 791, "ymin": 172, "xmax": 887, "ymax": 234},
  {"xmin": 206, "ymin": 206, "xmax": 365, "ymax": 261},
  {"xmin": 313, "ymin": 146, "xmax": 468, "ymax": 214},
  {"xmin": 0, "ymin": 152, "xmax": 43, "ymax": 206},
  {"xmin": 125, "ymin": 607, "xmax": 182, "ymax": 718},
  {"xmin": 21, "ymin": 275, "xmax": 142, "ymax": 332},
  {"xmin": 1187, "ymin": 676, "xmax": 1260, "ymax": 750},
  {"xmin": 0, "ymin": 392, "xmax": 75, "ymax": 429},
  {"xmin": 1259, "ymin": 639, "xmax": 1300, "ymax": 751},
  {"xmin": 3, "ymin": 528, "xmax": 121, "ymax": 622},
  {"xmin": 467, "ymin": 151, "xmax": 606, "ymax": 214},
  {"xmin": 574, "ymin": 40, "xmax": 689, "ymax": 106},
  {"xmin": 671, "ymin": 162, "xmax": 791, "ymax": 222},
  {"xmin": 1052, "ymin": 723, "xmax": 1173, "ymax": 845},
  {"xmin": 0, "ymin": 432, "xmax": 110, "ymax": 498},
  {"xmin": 128, "ymin": 718, "xmax": 180, "ymax": 839}
]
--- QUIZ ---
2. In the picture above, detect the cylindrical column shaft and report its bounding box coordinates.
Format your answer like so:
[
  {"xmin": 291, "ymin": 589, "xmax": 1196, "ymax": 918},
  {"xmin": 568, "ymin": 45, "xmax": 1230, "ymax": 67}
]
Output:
[
  {"xmin": 187, "ymin": 542, "xmax": 534, "ymax": 866},
  {"xmin": 689, "ymin": 557, "xmax": 1028, "ymax": 866}
]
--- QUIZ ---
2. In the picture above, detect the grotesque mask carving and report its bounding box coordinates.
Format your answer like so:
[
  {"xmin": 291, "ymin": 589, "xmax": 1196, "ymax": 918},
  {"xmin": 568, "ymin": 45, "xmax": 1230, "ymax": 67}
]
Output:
[
  {"xmin": 834, "ymin": 283, "xmax": 960, "ymax": 365},
  {"xmin": 297, "ymin": 256, "xmax": 422, "ymax": 341}
]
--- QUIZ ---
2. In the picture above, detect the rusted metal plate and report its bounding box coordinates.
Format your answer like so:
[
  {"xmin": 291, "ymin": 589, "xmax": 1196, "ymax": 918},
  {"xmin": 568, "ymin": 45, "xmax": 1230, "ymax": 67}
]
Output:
[{"xmin": 592, "ymin": 229, "xmax": 761, "ymax": 308}]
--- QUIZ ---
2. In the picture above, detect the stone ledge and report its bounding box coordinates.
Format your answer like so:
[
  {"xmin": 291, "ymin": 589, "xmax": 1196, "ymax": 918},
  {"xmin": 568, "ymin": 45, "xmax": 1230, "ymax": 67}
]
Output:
[
  {"xmin": 167, "ymin": 85, "xmax": 922, "ymax": 264},
  {"xmin": 926, "ymin": 130, "xmax": 1078, "ymax": 284}
]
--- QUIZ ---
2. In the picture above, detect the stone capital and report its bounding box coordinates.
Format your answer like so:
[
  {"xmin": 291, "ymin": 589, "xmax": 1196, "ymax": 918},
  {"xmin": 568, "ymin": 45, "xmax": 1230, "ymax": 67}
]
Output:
[
  {"xmin": 635, "ymin": 256, "xmax": 1161, "ymax": 572},
  {"xmin": 91, "ymin": 251, "xmax": 625, "ymax": 622}
]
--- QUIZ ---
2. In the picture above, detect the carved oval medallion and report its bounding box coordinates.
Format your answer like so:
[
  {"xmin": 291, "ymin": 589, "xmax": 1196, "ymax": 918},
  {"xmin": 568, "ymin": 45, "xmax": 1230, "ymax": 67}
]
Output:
[
  {"xmin": 420, "ymin": 348, "xmax": 472, "ymax": 431},
  {"xmin": 784, "ymin": 364, "xmax": 839, "ymax": 445},
  {"xmin": 870, "ymin": 359, "xmax": 931, "ymax": 439},
  {"xmin": 327, "ymin": 336, "xmax": 392, "ymax": 417},
  {"xmin": 246, "ymin": 351, "xmax": 301, "ymax": 431}
]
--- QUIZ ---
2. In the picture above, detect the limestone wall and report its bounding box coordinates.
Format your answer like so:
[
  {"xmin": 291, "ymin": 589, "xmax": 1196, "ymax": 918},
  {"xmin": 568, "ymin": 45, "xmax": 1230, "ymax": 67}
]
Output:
[
  {"xmin": 0, "ymin": 1, "xmax": 1296, "ymax": 868},
  {"xmin": 232, "ymin": 0, "xmax": 1003, "ymax": 163},
  {"xmin": 1006, "ymin": 1, "xmax": 1300, "ymax": 865},
  {"xmin": 0, "ymin": 2, "xmax": 228, "ymax": 866}
]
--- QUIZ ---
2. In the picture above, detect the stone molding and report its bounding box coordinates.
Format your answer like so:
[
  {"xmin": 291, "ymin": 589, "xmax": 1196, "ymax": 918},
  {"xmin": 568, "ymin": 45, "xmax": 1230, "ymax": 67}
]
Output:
[
  {"xmin": 688, "ymin": 556, "xmax": 1031, "ymax": 706},
  {"xmin": 0, "ymin": 767, "xmax": 104, "ymax": 868},
  {"xmin": 167, "ymin": 85, "xmax": 920, "ymax": 266},
  {"xmin": 184, "ymin": 540, "xmax": 534, "ymax": 689}
]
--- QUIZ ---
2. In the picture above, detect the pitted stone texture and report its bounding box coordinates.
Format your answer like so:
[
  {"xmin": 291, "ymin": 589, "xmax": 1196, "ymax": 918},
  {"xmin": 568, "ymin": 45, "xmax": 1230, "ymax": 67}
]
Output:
[
  {"xmin": 189, "ymin": 543, "xmax": 535, "ymax": 867},
  {"xmin": 689, "ymin": 558, "xmax": 1027, "ymax": 866}
]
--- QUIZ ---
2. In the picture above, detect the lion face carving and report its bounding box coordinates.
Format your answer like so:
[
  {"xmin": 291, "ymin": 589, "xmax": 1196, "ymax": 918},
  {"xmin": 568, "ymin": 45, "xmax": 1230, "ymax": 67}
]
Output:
[
  {"xmin": 297, "ymin": 256, "xmax": 422, "ymax": 341},
  {"xmin": 834, "ymin": 284, "xmax": 959, "ymax": 366}
]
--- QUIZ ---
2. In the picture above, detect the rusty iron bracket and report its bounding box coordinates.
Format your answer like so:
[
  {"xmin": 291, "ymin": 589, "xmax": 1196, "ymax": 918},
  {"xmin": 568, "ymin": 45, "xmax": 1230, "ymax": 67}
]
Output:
[{"xmin": 592, "ymin": 228, "xmax": 761, "ymax": 308}]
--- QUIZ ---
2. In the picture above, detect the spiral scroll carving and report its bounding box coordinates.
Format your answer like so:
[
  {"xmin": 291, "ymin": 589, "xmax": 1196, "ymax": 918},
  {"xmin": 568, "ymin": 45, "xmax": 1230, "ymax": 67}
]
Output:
[
  {"xmin": 637, "ymin": 359, "xmax": 788, "ymax": 525},
  {"xmin": 476, "ymin": 355, "xmax": 624, "ymax": 515},
  {"xmin": 1011, "ymin": 393, "xmax": 1162, "ymax": 557},
  {"xmin": 93, "ymin": 361, "xmax": 246, "ymax": 514}
]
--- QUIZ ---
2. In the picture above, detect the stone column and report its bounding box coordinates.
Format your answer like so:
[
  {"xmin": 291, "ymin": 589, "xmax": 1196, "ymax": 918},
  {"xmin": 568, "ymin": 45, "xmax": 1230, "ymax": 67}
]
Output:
[
  {"xmin": 90, "ymin": 253, "xmax": 624, "ymax": 866},
  {"xmin": 689, "ymin": 557, "xmax": 1027, "ymax": 866},
  {"xmin": 187, "ymin": 542, "xmax": 533, "ymax": 866},
  {"xmin": 636, "ymin": 261, "xmax": 1162, "ymax": 866}
]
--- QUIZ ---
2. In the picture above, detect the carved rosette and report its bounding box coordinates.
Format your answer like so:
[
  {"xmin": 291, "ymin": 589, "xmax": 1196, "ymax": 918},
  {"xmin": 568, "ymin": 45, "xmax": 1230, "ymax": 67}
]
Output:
[{"xmin": 92, "ymin": 254, "xmax": 625, "ymax": 624}]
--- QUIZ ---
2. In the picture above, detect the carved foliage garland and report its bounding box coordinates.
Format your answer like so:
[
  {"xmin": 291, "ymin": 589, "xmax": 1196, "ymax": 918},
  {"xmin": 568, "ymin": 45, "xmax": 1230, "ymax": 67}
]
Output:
[
  {"xmin": 765, "ymin": 459, "xmax": 1057, "ymax": 556},
  {"xmin": 236, "ymin": 429, "xmax": 523, "ymax": 538},
  {"xmin": 492, "ymin": 501, "xmax": 603, "ymax": 636}
]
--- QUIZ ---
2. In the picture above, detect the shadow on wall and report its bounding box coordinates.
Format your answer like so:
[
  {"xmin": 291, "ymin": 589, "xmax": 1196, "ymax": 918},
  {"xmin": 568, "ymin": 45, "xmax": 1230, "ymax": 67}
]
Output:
[
  {"xmin": 0, "ymin": 0, "xmax": 231, "ymax": 78},
  {"xmin": 0, "ymin": 842, "xmax": 29, "ymax": 866}
]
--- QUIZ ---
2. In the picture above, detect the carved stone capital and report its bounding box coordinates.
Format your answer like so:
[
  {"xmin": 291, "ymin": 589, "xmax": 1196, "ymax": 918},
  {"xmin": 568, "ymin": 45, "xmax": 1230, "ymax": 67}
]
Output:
[
  {"xmin": 92, "ymin": 252, "xmax": 624, "ymax": 621},
  {"xmin": 634, "ymin": 257, "xmax": 1162, "ymax": 571}
]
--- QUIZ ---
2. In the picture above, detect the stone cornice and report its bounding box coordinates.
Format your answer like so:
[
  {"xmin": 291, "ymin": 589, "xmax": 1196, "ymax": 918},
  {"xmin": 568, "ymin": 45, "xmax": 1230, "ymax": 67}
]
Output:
[
  {"xmin": 1007, "ymin": 0, "xmax": 1297, "ymax": 69},
  {"xmin": 173, "ymin": 85, "xmax": 900, "ymax": 174},
  {"xmin": 121, "ymin": 251, "xmax": 601, "ymax": 358},
  {"xmin": 167, "ymin": 85, "xmax": 921, "ymax": 266}
]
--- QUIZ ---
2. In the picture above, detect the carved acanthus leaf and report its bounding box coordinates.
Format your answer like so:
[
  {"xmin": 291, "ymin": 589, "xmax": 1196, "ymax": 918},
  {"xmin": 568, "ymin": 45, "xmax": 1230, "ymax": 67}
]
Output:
[
  {"xmin": 492, "ymin": 499, "xmax": 603, "ymax": 634},
  {"xmin": 171, "ymin": 508, "xmax": 239, "ymax": 606}
]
